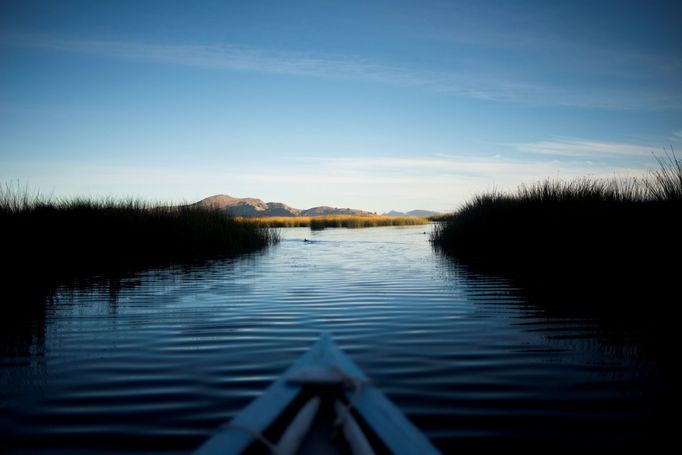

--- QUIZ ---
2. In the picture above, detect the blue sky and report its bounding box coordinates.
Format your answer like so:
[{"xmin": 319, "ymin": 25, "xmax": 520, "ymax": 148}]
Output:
[{"xmin": 1, "ymin": 0, "xmax": 681, "ymax": 212}]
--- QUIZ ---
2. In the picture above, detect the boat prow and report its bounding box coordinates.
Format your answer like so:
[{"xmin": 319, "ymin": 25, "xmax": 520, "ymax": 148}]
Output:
[{"xmin": 193, "ymin": 333, "xmax": 440, "ymax": 454}]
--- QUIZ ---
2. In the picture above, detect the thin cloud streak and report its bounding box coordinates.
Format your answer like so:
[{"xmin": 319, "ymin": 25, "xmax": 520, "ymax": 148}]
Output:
[
  {"xmin": 5, "ymin": 34, "xmax": 494, "ymax": 98},
  {"xmin": 517, "ymin": 139, "xmax": 661, "ymax": 158},
  {"xmin": 236, "ymin": 155, "xmax": 650, "ymax": 212},
  {"xmin": 250, "ymin": 155, "xmax": 650, "ymax": 192},
  {"xmin": 6, "ymin": 33, "xmax": 682, "ymax": 109},
  {"xmin": 1, "ymin": 154, "xmax": 651, "ymax": 213}
]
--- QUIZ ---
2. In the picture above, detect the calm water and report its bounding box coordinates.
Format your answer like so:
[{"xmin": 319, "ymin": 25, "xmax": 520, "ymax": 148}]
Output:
[{"xmin": 0, "ymin": 225, "xmax": 667, "ymax": 453}]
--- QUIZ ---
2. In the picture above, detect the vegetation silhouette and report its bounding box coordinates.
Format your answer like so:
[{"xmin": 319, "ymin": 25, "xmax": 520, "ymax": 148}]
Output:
[
  {"xmin": 0, "ymin": 190, "xmax": 279, "ymax": 296},
  {"xmin": 431, "ymin": 152, "xmax": 680, "ymax": 418},
  {"xmin": 431, "ymin": 152, "xmax": 681, "ymax": 317}
]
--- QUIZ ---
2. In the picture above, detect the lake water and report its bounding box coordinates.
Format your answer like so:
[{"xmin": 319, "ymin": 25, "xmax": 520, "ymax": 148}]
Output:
[{"xmin": 0, "ymin": 225, "xmax": 667, "ymax": 453}]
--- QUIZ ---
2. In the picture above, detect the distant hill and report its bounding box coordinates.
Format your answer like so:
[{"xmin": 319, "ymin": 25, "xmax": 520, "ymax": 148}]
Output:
[
  {"xmin": 192, "ymin": 194, "xmax": 374, "ymax": 217},
  {"xmin": 383, "ymin": 209, "xmax": 441, "ymax": 217},
  {"xmin": 300, "ymin": 206, "xmax": 371, "ymax": 216}
]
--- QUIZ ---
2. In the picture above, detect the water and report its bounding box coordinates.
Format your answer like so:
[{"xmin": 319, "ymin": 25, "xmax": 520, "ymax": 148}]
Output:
[{"xmin": 0, "ymin": 225, "xmax": 667, "ymax": 453}]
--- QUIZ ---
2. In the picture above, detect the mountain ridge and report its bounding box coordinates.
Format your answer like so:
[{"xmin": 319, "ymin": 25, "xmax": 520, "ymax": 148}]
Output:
[
  {"xmin": 192, "ymin": 194, "xmax": 440, "ymax": 218},
  {"xmin": 192, "ymin": 194, "xmax": 375, "ymax": 217},
  {"xmin": 383, "ymin": 209, "xmax": 441, "ymax": 217}
]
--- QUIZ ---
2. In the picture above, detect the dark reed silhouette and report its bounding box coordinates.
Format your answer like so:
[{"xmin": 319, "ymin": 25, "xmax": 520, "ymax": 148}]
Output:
[
  {"xmin": 431, "ymin": 153, "xmax": 680, "ymax": 439},
  {"xmin": 431, "ymin": 153, "xmax": 682, "ymax": 314},
  {"xmin": 0, "ymin": 189, "xmax": 279, "ymax": 294}
]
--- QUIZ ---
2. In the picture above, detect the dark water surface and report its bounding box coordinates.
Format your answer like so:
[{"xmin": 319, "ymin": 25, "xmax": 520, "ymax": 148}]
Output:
[{"xmin": 0, "ymin": 226, "xmax": 667, "ymax": 453}]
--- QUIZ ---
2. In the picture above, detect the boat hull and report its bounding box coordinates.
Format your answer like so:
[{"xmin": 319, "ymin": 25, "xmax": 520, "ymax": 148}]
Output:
[{"xmin": 193, "ymin": 333, "xmax": 440, "ymax": 454}]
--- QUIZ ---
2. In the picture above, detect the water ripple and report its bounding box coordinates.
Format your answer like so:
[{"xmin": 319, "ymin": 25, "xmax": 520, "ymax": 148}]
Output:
[{"xmin": 0, "ymin": 226, "xmax": 663, "ymax": 453}]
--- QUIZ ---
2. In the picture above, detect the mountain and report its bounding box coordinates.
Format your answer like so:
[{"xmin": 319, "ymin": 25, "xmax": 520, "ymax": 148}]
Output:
[
  {"xmin": 383, "ymin": 209, "xmax": 441, "ymax": 217},
  {"xmin": 192, "ymin": 194, "xmax": 373, "ymax": 217},
  {"xmin": 301, "ymin": 206, "xmax": 371, "ymax": 216},
  {"xmin": 406, "ymin": 209, "xmax": 441, "ymax": 217}
]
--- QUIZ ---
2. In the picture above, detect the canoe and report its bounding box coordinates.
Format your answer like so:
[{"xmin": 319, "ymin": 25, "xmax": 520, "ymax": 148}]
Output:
[{"xmin": 193, "ymin": 333, "xmax": 441, "ymax": 454}]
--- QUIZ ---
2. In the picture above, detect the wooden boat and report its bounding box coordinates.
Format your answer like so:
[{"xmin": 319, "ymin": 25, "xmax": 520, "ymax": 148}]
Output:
[{"xmin": 194, "ymin": 333, "xmax": 441, "ymax": 454}]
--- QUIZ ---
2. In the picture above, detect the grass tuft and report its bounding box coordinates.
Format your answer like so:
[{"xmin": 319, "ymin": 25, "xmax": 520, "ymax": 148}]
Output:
[{"xmin": 646, "ymin": 149, "xmax": 682, "ymax": 201}]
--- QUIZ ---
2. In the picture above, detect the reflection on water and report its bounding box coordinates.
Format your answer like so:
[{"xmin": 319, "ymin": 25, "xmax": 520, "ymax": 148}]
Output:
[{"xmin": 0, "ymin": 226, "xmax": 668, "ymax": 453}]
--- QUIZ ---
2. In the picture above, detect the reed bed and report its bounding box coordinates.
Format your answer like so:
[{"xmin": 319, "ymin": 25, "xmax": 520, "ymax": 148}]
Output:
[
  {"xmin": 427, "ymin": 213, "xmax": 454, "ymax": 222},
  {"xmin": 431, "ymin": 153, "xmax": 682, "ymax": 311},
  {"xmin": 238, "ymin": 214, "xmax": 429, "ymax": 229},
  {"xmin": 0, "ymin": 188, "xmax": 278, "ymax": 289}
]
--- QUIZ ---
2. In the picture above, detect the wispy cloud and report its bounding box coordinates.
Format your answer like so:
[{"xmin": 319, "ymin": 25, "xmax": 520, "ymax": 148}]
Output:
[
  {"xmin": 516, "ymin": 139, "xmax": 660, "ymax": 158},
  {"xmin": 234, "ymin": 154, "xmax": 650, "ymax": 211},
  {"xmin": 5, "ymin": 33, "xmax": 492, "ymax": 98},
  {"xmin": 247, "ymin": 154, "xmax": 649, "ymax": 187},
  {"xmin": 2, "ymin": 154, "xmax": 650, "ymax": 213},
  {"xmin": 5, "ymin": 33, "xmax": 681, "ymax": 109}
]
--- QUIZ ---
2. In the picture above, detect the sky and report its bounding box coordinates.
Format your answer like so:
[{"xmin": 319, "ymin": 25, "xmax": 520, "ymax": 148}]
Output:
[{"xmin": 1, "ymin": 0, "xmax": 681, "ymax": 213}]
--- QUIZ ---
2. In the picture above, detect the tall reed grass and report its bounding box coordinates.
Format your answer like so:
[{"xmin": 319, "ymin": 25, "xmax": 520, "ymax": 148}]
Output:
[
  {"xmin": 431, "ymin": 153, "xmax": 682, "ymax": 311},
  {"xmin": 0, "ymin": 187, "xmax": 278, "ymax": 290},
  {"xmin": 239, "ymin": 214, "xmax": 429, "ymax": 230}
]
